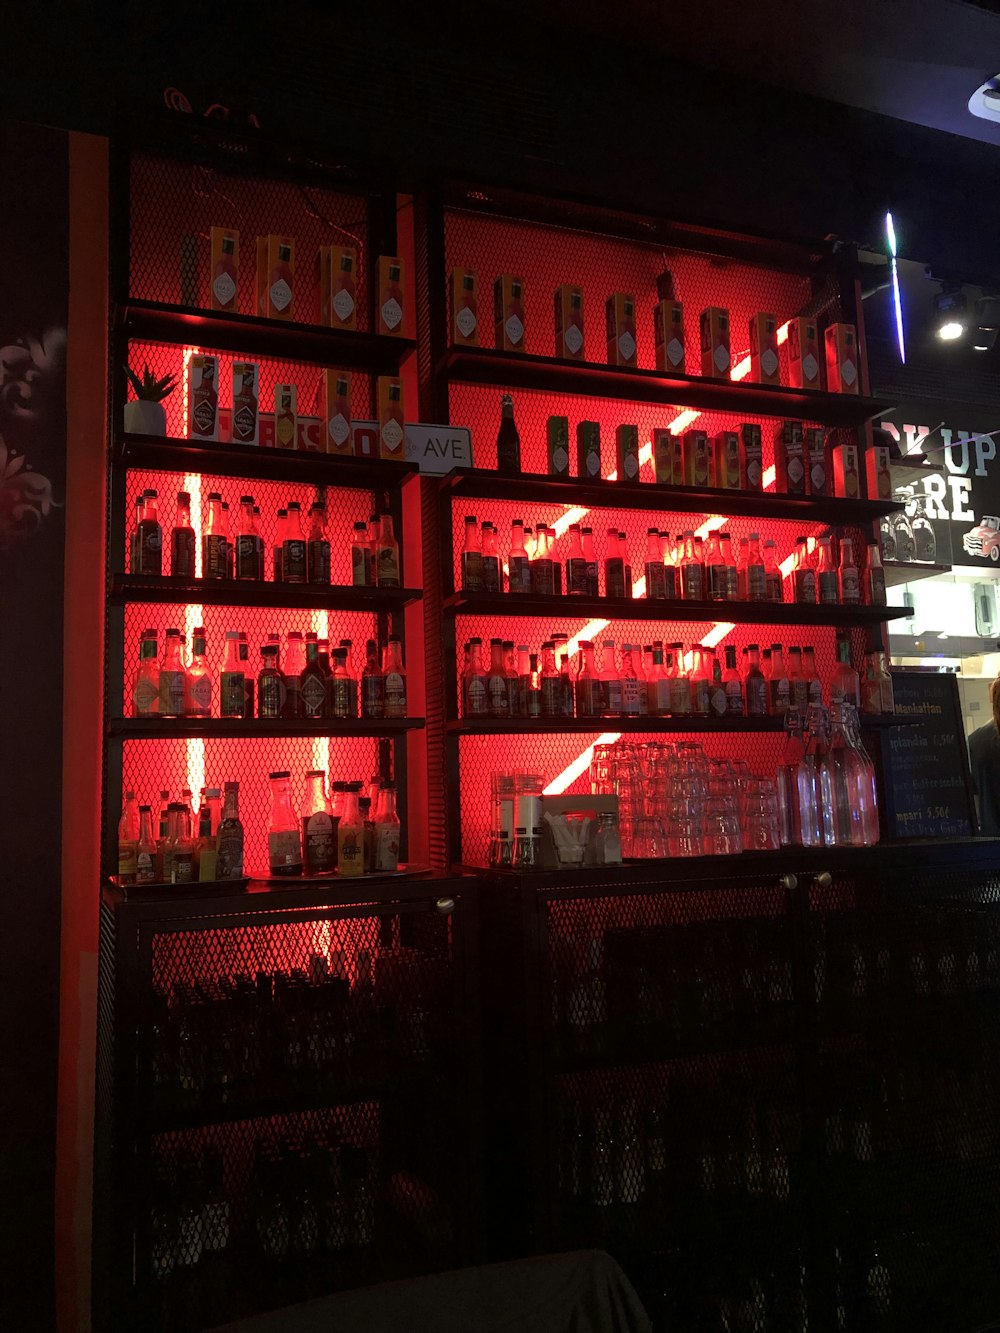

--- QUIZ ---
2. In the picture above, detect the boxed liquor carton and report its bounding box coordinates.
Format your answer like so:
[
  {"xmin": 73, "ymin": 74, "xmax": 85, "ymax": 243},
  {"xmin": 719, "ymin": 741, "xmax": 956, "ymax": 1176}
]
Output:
[
  {"xmin": 742, "ymin": 423, "xmax": 763, "ymax": 491},
  {"xmin": 606, "ymin": 292, "xmax": 638, "ymax": 367},
  {"xmin": 547, "ymin": 416, "xmax": 570, "ymax": 476},
  {"xmin": 554, "ymin": 284, "xmax": 585, "ymax": 359},
  {"xmin": 256, "ymin": 234, "xmax": 295, "ymax": 320},
  {"xmin": 576, "ymin": 420, "xmax": 601, "ymax": 479},
  {"xmin": 231, "ymin": 362, "xmax": 259, "ymax": 446},
  {"xmin": 714, "ymin": 430, "xmax": 742, "ymax": 490},
  {"xmin": 615, "ymin": 424, "xmax": 640, "ymax": 483},
  {"xmin": 377, "ymin": 376, "xmax": 405, "ymax": 460},
  {"xmin": 653, "ymin": 428, "xmax": 684, "ymax": 485},
  {"xmin": 274, "ymin": 384, "xmax": 297, "ymax": 450},
  {"xmin": 683, "ymin": 429, "xmax": 710, "ymax": 487},
  {"xmin": 749, "ymin": 312, "xmax": 780, "ymax": 385},
  {"xmin": 187, "ymin": 354, "xmax": 218, "ymax": 441},
  {"xmin": 318, "ymin": 370, "xmax": 353, "ymax": 455},
  {"xmin": 700, "ymin": 306, "xmax": 731, "ymax": 379},
  {"xmin": 494, "ymin": 274, "xmax": 525, "ymax": 351},
  {"xmin": 317, "ymin": 245, "xmax": 357, "ymax": 329},
  {"xmin": 653, "ymin": 299, "xmax": 685, "ymax": 372},
  {"xmin": 377, "ymin": 255, "xmax": 405, "ymax": 336},
  {"xmin": 209, "ymin": 227, "xmax": 239, "ymax": 312},
  {"xmin": 866, "ymin": 442, "xmax": 892, "ymax": 500},
  {"xmin": 832, "ymin": 441, "xmax": 861, "ymax": 498},
  {"xmin": 451, "ymin": 268, "xmax": 478, "ymax": 346},
  {"xmin": 786, "ymin": 318, "xmax": 821, "ymax": 389},
  {"xmin": 825, "ymin": 322, "xmax": 860, "ymax": 394},
  {"xmin": 775, "ymin": 420, "xmax": 805, "ymax": 495},
  {"xmin": 805, "ymin": 427, "xmax": 827, "ymax": 497}
]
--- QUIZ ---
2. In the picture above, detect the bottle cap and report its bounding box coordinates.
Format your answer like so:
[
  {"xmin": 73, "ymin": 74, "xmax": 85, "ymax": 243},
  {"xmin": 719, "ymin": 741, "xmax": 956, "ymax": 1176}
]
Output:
[
  {"xmin": 305, "ymin": 769, "xmax": 326, "ymax": 778},
  {"xmin": 269, "ymin": 770, "xmax": 291, "ymax": 780},
  {"xmin": 177, "ymin": 491, "xmax": 190, "ymax": 503},
  {"xmin": 240, "ymin": 495, "xmax": 254, "ymax": 505},
  {"xmin": 139, "ymin": 805, "xmax": 151, "ymax": 813}
]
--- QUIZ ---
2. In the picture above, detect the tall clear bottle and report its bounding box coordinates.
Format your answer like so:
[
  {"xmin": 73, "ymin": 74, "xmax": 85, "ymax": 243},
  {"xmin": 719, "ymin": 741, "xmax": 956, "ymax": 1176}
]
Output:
[
  {"xmin": 792, "ymin": 538, "xmax": 816, "ymax": 603},
  {"xmin": 827, "ymin": 702, "xmax": 865, "ymax": 846},
  {"xmin": 866, "ymin": 542, "xmax": 887, "ymax": 606},
  {"xmin": 567, "ymin": 524, "xmax": 589, "ymax": 596},
  {"xmin": 816, "ymin": 536, "xmax": 839, "ymax": 605},
  {"xmin": 135, "ymin": 805, "xmax": 157, "ymax": 883},
  {"xmin": 601, "ymin": 640, "xmax": 623, "ymax": 717},
  {"xmin": 464, "ymin": 638, "xmax": 489, "ymax": 717},
  {"xmin": 487, "ymin": 638, "xmax": 510, "ymax": 717},
  {"xmin": 235, "ymin": 495, "xmax": 259, "ymax": 580},
  {"xmin": 797, "ymin": 706, "xmax": 829, "ymax": 847},
  {"xmin": 777, "ymin": 708, "xmax": 805, "ymax": 845},
  {"xmin": 705, "ymin": 531, "xmax": 727, "ymax": 601},
  {"xmin": 268, "ymin": 771, "xmax": 303, "ymax": 876},
  {"xmin": 219, "ymin": 630, "xmax": 245, "ymax": 718},
  {"xmin": 744, "ymin": 644, "xmax": 768, "ymax": 717},
  {"xmin": 582, "ymin": 527, "xmax": 600, "ymax": 597},
  {"xmin": 831, "ymin": 636, "xmax": 861, "ymax": 708},
  {"xmin": 117, "ymin": 790, "xmax": 140, "ymax": 883},
  {"xmin": 361, "ymin": 638, "xmax": 385, "ymax": 718},
  {"xmin": 845, "ymin": 702, "xmax": 881, "ymax": 845},
  {"xmin": 301, "ymin": 770, "xmax": 336, "ymax": 875},
  {"xmin": 669, "ymin": 644, "xmax": 692, "ymax": 718},
  {"xmin": 769, "ymin": 643, "xmax": 791, "ymax": 716},
  {"xmin": 337, "ymin": 785, "xmax": 366, "ymax": 876},
  {"xmin": 605, "ymin": 529, "xmax": 626, "ymax": 599},
  {"xmin": 720, "ymin": 532, "xmax": 739, "ymax": 601},
  {"xmin": 352, "ymin": 521, "xmax": 374, "ymax": 586},
  {"xmin": 134, "ymin": 489, "xmax": 163, "ymax": 576}
]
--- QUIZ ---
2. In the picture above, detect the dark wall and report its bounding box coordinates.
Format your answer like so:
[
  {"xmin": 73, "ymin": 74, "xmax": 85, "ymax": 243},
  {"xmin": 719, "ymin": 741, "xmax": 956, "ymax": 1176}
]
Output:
[{"xmin": 0, "ymin": 120, "xmax": 69, "ymax": 1332}]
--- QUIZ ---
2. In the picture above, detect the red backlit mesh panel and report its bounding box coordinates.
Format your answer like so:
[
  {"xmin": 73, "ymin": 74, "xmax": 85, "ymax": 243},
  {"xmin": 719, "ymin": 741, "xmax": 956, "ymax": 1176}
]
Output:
[
  {"xmin": 123, "ymin": 469, "xmax": 375, "ymax": 581},
  {"xmin": 443, "ymin": 208, "xmax": 814, "ymax": 370},
  {"xmin": 127, "ymin": 339, "xmax": 374, "ymax": 441},
  {"xmin": 122, "ymin": 735, "xmax": 383, "ymax": 878},
  {"xmin": 130, "ymin": 153, "xmax": 371, "ymax": 325}
]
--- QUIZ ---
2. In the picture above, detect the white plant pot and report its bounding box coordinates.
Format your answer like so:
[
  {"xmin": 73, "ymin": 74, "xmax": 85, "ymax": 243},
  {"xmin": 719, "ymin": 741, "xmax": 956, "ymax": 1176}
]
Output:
[{"xmin": 124, "ymin": 399, "xmax": 167, "ymax": 436}]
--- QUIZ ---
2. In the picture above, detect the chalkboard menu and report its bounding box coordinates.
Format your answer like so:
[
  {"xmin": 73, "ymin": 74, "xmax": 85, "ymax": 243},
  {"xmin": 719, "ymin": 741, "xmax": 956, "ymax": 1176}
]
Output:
[{"xmin": 883, "ymin": 670, "xmax": 977, "ymax": 839}]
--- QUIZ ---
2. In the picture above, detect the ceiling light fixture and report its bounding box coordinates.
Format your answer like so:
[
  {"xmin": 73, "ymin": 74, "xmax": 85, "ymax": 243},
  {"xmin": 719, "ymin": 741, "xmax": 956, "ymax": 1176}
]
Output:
[{"xmin": 935, "ymin": 284, "xmax": 967, "ymax": 341}]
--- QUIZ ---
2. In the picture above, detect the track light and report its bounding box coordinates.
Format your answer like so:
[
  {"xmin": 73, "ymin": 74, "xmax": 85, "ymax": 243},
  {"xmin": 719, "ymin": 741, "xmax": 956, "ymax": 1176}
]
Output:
[
  {"xmin": 973, "ymin": 296, "xmax": 1000, "ymax": 351},
  {"xmin": 935, "ymin": 285, "xmax": 967, "ymax": 340}
]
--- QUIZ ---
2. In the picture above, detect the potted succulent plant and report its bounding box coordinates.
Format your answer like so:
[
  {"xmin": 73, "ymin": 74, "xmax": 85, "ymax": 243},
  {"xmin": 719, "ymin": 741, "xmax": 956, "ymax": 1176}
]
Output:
[{"xmin": 124, "ymin": 365, "xmax": 176, "ymax": 436}]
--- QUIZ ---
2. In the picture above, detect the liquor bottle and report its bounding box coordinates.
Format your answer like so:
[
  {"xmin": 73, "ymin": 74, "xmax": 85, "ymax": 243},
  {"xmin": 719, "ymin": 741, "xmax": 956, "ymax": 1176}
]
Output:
[
  {"xmin": 803, "ymin": 645, "xmax": 823, "ymax": 706},
  {"xmin": 330, "ymin": 648, "xmax": 356, "ymax": 718},
  {"xmin": 669, "ymin": 643, "xmax": 691, "ymax": 717},
  {"xmin": 337, "ymin": 785, "xmax": 365, "ymax": 877},
  {"xmin": 723, "ymin": 644, "xmax": 744, "ymax": 715},
  {"xmin": 307, "ymin": 502, "xmax": 331, "ymax": 583},
  {"xmin": 283, "ymin": 501, "xmax": 307, "ymax": 583},
  {"xmin": 184, "ymin": 626, "xmax": 213, "ymax": 717},
  {"xmin": 720, "ymin": 532, "xmax": 738, "ymax": 600},
  {"xmin": 159, "ymin": 628, "xmax": 187, "ymax": 717},
  {"xmin": 117, "ymin": 790, "xmax": 140, "ymax": 883},
  {"xmin": 788, "ymin": 646, "xmax": 809, "ymax": 710},
  {"xmin": 202, "ymin": 492, "xmax": 227, "ymax": 580},
  {"xmin": 844, "ymin": 702, "xmax": 881, "ymax": 844},
  {"xmin": 382, "ymin": 638, "xmax": 407, "ymax": 717},
  {"xmin": 497, "ymin": 393, "xmax": 521, "ymax": 474},
  {"xmin": 806, "ymin": 705, "xmax": 837, "ymax": 846},
  {"xmin": 217, "ymin": 630, "xmax": 244, "ymax": 719},
  {"xmin": 374, "ymin": 783, "xmax": 401, "ymax": 871},
  {"xmin": 133, "ymin": 489, "xmax": 163, "ymax": 576},
  {"xmin": 769, "ymin": 643, "xmax": 791, "ymax": 715},
  {"xmin": 273, "ymin": 508, "xmax": 287, "ymax": 582},
  {"xmin": 531, "ymin": 525, "xmax": 556, "ymax": 595},
  {"xmin": 358, "ymin": 638, "xmax": 384, "ymax": 719},
  {"xmin": 487, "ymin": 638, "xmax": 509, "ymax": 717},
  {"xmin": 171, "ymin": 491, "xmax": 195, "ymax": 578},
  {"xmin": 817, "ymin": 535, "xmax": 839, "ymax": 605},
  {"xmin": 375, "ymin": 514, "xmax": 400, "ymax": 588},
  {"xmin": 709, "ymin": 650, "xmax": 728, "ymax": 718},
  {"xmin": 763, "ymin": 540, "xmax": 783, "ymax": 602},
  {"xmin": 605, "ymin": 529, "xmax": 626, "ymax": 599},
  {"xmin": 508, "ymin": 519, "xmax": 531, "ymax": 594},
  {"xmin": 481, "ymin": 522, "xmax": 501, "ymax": 594},
  {"xmin": 299, "ymin": 637, "xmax": 328, "ymax": 719},
  {"xmin": 705, "ymin": 531, "xmax": 727, "ymax": 601},
  {"xmin": 867, "ymin": 542, "xmax": 887, "ymax": 606},
  {"xmin": 461, "ymin": 516, "xmax": 482, "ymax": 592},
  {"xmin": 136, "ymin": 805, "xmax": 156, "ymax": 883},
  {"xmin": 216, "ymin": 782, "xmax": 244, "ymax": 879},
  {"xmin": 831, "ymin": 636, "xmax": 861, "ymax": 708},
  {"xmin": 567, "ymin": 524, "xmax": 589, "ymax": 596},
  {"xmin": 350, "ymin": 521, "xmax": 370, "ymax": 586},
  {"xmin": 744, "ymin": 644, "xmax": 768, "ymax": 717},
  {"xmin": 680, "ymin": 531, "xmax": 705, "ymax": 600},
  {"xmin": 827, "ymin": 702, "xmax": 866, "ymax": 846},
  {"xmin": 575, "ymin": 641, "xmax": 602, "ymax": 717},
  {"xmin": 170, "ymin": 804, "xmax": 196, "ymax": 883},
  {"xmin": 463, "ymin": 637, "xmax": 489, "ymax": 717},
  {"xmin": 645, "ymin": 528, "xmax": 668, "ymax": 599},
  {"xmin": 839, "ymin": 536, "xmax": 861, "ymax": 604},
  {"xmin": 280, "ymin": 630, "xmax": 305, "ymax": 719},
  {"xmin": 258, "ymin": 645, "xmax": 286, "ymax": 719},
  {"xmin": 133, "ymin": 629, "xmax": 160, "ymax": 717},
  {"xmin": 689, "ymin": 644, "xmax": 711, "ymax": 717},
  {"xmin": 301, "ymin": 770, "xmax": 336, "ymax": 875},
  {"xmin": 268, "ymin": 771, "xmax": 303, "ymax": 876},
  {"xmin": 792, "ymin": 538, "xmax": 816, "ymax": 603},
  {"xmin": 777, "ymin": 708, "xmax": 805, "ymax": 845},
  {"xmin": 744, "ymin": 533, "xmax": 766, "ymax": 602},
  {"xmin": 582, "ymin": 527, "xmax": 600, "ymax": 597}
]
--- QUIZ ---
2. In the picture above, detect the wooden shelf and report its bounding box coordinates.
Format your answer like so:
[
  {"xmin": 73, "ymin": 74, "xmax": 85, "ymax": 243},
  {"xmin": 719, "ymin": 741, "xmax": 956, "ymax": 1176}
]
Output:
[
  {"xmin": 441, "ymin": 346, "xmax": 893, "ymax": 427},
  {"xmin": 119, "ymin": 299, "xmax": 414, "ymax": 371},
  {"xmin": 110, "ymin": 574, "xmax": 421, "ymax": 611},
  {"xmin": 440, "ymin": 468, "xmax": 903, "ymax": 523}
]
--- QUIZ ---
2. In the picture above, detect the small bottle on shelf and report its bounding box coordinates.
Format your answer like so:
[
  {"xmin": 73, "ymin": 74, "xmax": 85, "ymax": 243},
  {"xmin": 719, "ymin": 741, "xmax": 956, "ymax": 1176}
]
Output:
[
  {"xmin": 746, "ymin": 533, "xmax": 767, "ymax": 602},
  {"xmin": 184, "ymin": 626, "xmax": 213, "ymax": 718},
  {"xmin": 301, "ymin": 770, "xmax": 336, "ymax": 875},
  {"xmin": 645, "ymin": 528, "xmax": 668, "ymax": 599},
  {"xmin": 203, "ymin": 492, "xmax": 227, "ymax": 580},
  {"xmin": 601, "ymin": 639, "xmax": 622, "ymax": 716},
  {"xmin": 705, "ymin": 531, "xmax": 727, "ymax": 602},
  {"xmin": 861, "ymin": 644, "xmax": 883, "ymax": 716},
  {"xmin": 720, "ymin": 532, "xmax": 739, "ymax": 600},
  {"xmin": 582, "ymin": 527, "xmax": 600, "ymax": 597},
  {"xmin": 763, "ymin": 540, "xmax": 784, "ymax": 602},
  {"xmin": 709, "ymin": 650, "xmax": 728, "ymax": 718},
  {"xmin": 136, "ymin": 805, "xmax": 156, "ymax": 884},
  {"xmin": 268, "ymin": 771, "xmax": 303, "ymax": 876},
  {"xmin": 791, "ymin": 538, "xmax": 816, "ymax": 604},
  {"xmin": 559, "ymin": 652, "xmax": 576, "ymax": 718},
  {"xmin": 337, "ymin": 785, "xmax": 365, "ymax": 877},
  {"xmin": 539, "ymin": 641, "xmax": 560, "ymax": 717},
  {"xmin": 648, "ymin": 646, "xmax": 671, "ymax": 717},
  {"xmin": 787, "ymin": 646, "xmax": 809, "ymax": 711},
  {"xmin": 352, "ymin": 521, "xmax": 373, "ymax": 586},
  {"xmin": 238, "ymin": 633, "xmax": 254, "ymax": 717},
  {"xmin": 744, "ymin": 643, "xmax": 768, "ymax": 717},
  {"xmin": 487, "ymin": 639, "xmax": 509, "ymax": 717},
  {"xmin": 133, "ymin": 489, "xmax": 163, "ymax": 577},
  {"xmin": 504, "ymin": 641, "xmax": 519, "ymax": 716},
  {"xmin": 306, "ymin": 502, "xmax": 331, "ymax": 584},
  {"xmin": 117, "ymin": 790, "xmax": 140, "ymax": 883},
  {"xmin": 361, "ymin": 638, "xmax": 385, "ymax": 718},
  {"xmin": 133, "ymin": 629, "xmax": 159, "ymax": 717},
  {"xmin": 374, "ymin": 783, "xmax": 401, "ymax": 871},
  {"xmin": 661, "ymin": 532, "xmax": 678, "ymax": 600},
  {"xmin": 839, "ymin": 536, "xmax": 861, "ymax": 605},
  {"xmin": 283, "ymin": 501, "xmax": 307, "ymax": 583},
  {"xmin": 723, "ymin": 645, "xmax": 744, "ymax": 715},
  {"xmin": 159, "ymin": 628, "xmax": 187, "ymax": 717},
  {"xmin": 258, "ymin": 645, "xmax": 286, "ymax": 719},
  {"xmin": 803, "ymin": 645, "xmax": 823, "ymax": 706},
  {"xmin": 169, "ymin": 804, "xmax": 196, "ymax": 884},
  {"xmin": 508, "ymin": 519, "xmax": 531, "ymax": 594},
  {"xmin": 567, "ymin": 524, "xmax": 589, "ymax": 596},
  {"xmin": 666, "ymin": 644, "xmax": 689, "ymax": 717},
  {"xmin": 532, "ymin": 526, "xmax": 556, "ymax": 596},
  {"xmin": 866, "ymin": 542, "xmax": 887, "ymax": 606},
  {"xmin": 605, "ymin": 529, "xmax": 626, "ymax": 599},
  {"xmin": 816, "ymin": 536, "xmax": 839, "ymax": 605},
  {"xmin": 689, "ymin": 644, "xmax": 711, "ymax": 717},
  {"xmin": 171, "ymin": 490, "xmax": 195, "ymax": 578},
  {"xmin": 481, "ymin": 522, "xmax": 501, "ymax": 594},
  {"xmin": 497, "ymin": 393, "xmax": 521, "ymax": 474},
  {"xmin": 273, "ymin": 508, "xmax": 287, "ymax": 582},
  {"xmin": 329, "ymin": 649, "xmax": 356, "ymax": 718},
  {"xmin": 222, "ymin": 502, "xmax": 234, "ymax": 578},
  {"xmin": 680, "ymin": 531, "xmax": 705, "ymax": 600},
  {"xmin": 300, "ymin": 636, "xmax": 328, "ymax": 719},
  {"xmin": 831, "ymin": 636, "xmax": 861, "ymax": 708},
  {"xmin": 220, "ymin": 630, "xmax": 245, "ymax": 718},
  {"xmin": 235, "ymin": 496, "xmax": 259, "ymax": 581},
  {"xmin": 196, "ymin": 800, "xmax": 217, "ymax": 881},
  {"xmin": 769, "ymin": 643, "xmax": 791, "ymax": 715},
  {"xmin": 464, "ymin": 637, "xmax": 489, "ymax": 717},
  {"xmin": 382, "ymin": 638, "xmax": 407, "ymax": 717},
  {"xmin": 461, "ymin": 515, "xmax": 482, "ymax": 592},
  {"xmin": 282, "ymin": 631, "xmax": 305, "ymax": 719},
  {"xmin": 777, "ymin": 708, "xmax": 805, "ymax": 846},
  {"xmin": 216, "ymin": 782, "xmax": 244, "ymax": 879}
]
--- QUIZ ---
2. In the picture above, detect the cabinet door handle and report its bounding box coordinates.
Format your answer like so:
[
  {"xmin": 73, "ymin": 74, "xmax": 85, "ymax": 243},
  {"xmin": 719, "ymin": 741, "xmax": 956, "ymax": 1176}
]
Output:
[
  {"xmin": 814, "ymin": 871, "xmax": 832, "ymax": 889},
  {"xmin": 780, "ymin": 874, "xmax": 798, "ymax": 891},
  {"xmin": 436, "ymin": 897, "xmax": 456, "ymax": 916}
]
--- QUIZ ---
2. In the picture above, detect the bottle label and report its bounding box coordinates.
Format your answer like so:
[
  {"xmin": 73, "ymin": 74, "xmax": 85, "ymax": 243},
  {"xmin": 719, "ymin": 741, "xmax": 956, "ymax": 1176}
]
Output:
[
  {"xmin": 328, "ymin": 412, "xmax": 351, "ymax": 447},
  {"xmin": 171, "ymin": 528, "xmax": 195, "ymax": 577},
  {"xmin": 301, "ymin": 674, "xmax": 327, "ymax": 717},
  {"xmin": 682, "ymin": 566, "xmax": 704, "ymax": 600},
  {"xmin": 623, "ymin": 451, "xmax": 639, "ymax": 480},
  {"xmin": 770, "ymin": 680, "xmax": 791, "ymax": 712},
  {"xmin": 213, "ymin": 271, "xmax": 236, "ymax": 307},
  {"xmin": 690, "ymin": 680, "xmax": 710, "ymax": 715},
  {"xmin": 618, "ymin": 331, "xmax": 637, "ymax": 361},
  {"xmin": 466, "ymin": 676, "xmax": 488, "ymax": 716},
  {"xmin": 746, "ymin": 677, "xmax": 768, "ymax": 716},
  {"xmin": 605, "ymin": 561, "xmax": 625, "ymax": 599},
  {"xmin": 362, "ymin": 675, "xmax": 385, "ymax": 717},
  {"xmin": 381, "ymin": 297, "xmax": 402, "ymax": 330},
  {"xmin": 381, "ymin": 417, "xmax": 404, "ymax": 452},
  {"xmin": 375, "ymin": 823, "xmax": 400, "ymax": 872},
  {"xmin": 283, "ymin": 539, "xmax": 307, "ymax": 582},
  {"xmin": 138, "ymin": 525, "xmax": 162, "ymax": 576},
  {"xmin": 585, "ymin": 561, "xmax": 599, "ymax": 596},
  {"xmin": 268, "ymin": 829, "xmax": 302, "ymax": 872},
  {"xmin": 461, "ymin": 551, "xmax": 482, "ymax": 592},
  {"xmin": 622, "ymin": 678, "xmax": 642, "ymax": 715},
  {"xmin": 235, "ymin": 535, "xmax": 258, "ymax": 579},
  {"xmin": 531, "ymin": 561, "xmax": 555, "ymax": 596},
  {"xmin": 338, "ymin": 827, "xmax": 364, "ymax": 874},
  {"xmin": 708, "ymin": 563, "xmax": 728, "ymax": 599},
  {"xmin": 819, "ymin": 570, "xmax": 839, "ymax": 604},
  {"xmin": 669, "ymin": 680, "xmax": 690, "ymax": 715},
  {"xmin": 654, "ymin": 679, "xmax": 672, "ymax": 715},
  {"xmin": 766, "ymin": 572, "xmax": 783, "ymax": 602},
  {"xmin": 725, "ymin": 681, "xmax": 744, "ymax": 715},
  {"xmin": 456, "ymin": 305, "xmax": 477, "ymax": 339},
  {"xmin": 504, "ymin": 314, "xmax": 524, "ymax": 345},
  {"xmin": 302, "ymin": 811, "xmax": 336, "ymax": 873},
  {"xmin": 568, "ymin": 557, "xmax": 589, "ymax": 596},
  {"xmin": 204, "ymin": 534, "xmax": 227, "ymax": 580},
  {"xmin": 488, "ymin": 675, "xmax": 509, "ymax": 715},
  {"xmin": 172, "ymin": 852, "xmax": 194, "ymax": 884},
  {"xmin": 508, "ymin": 554, "xmax": 529, "ymax": 593},
  {"xmin": 333, "ymin": 288, "xmax": 354, "ymax": 322},
  {"xmin": 710, "ymin": 685, "xmax": 728, "ymax": 717},
  {"xmin": 216, "ymin": 829, "xmax": 244, "ymax": 879},
  {"xmin": 841, "ymin": 570, "xmax": 860, "ymax": 603},
  {"xmin": 308, "ymin": 540, "xmax": 331, "ymax": 584},
  {"xmin": 748, "ymin": 566, "xmax": 767, "ymax": 600},
  {"xmin": 541, "ymin": 678, "xmax": 562, "ymax": 716},
  {"xmin": 795, "ymin": 570, "xmax": 816, "ymax": 603},
  {"xmin": 646, "ymin": 562, "xmax": 667, "ymax": 599},
  {"xmin": 134, "ymin": 676, "xmax": 159, "ymax": 715},
  {"xmin": 259, "ymin": 676, "xmax": 287, "ymax": 718},
  {"xmin": 575, "ymin": 679, "xmax": 602, "ymax": 717},
  {"xmin": 384, "ymin": 671, "xmax": 406, "ymax": 716},
  {"xmin": 118, "ymin": 845, "xmax": 137, "ymax": 879},
  {"xmin": 868, "ymin": 568, "xmax": 886, "ymax": 605},
  {"xmin": 136, "ymin": 851, "xmax": 155, "ymax": 883},
  {"xmin": 188, "ymin": 675, "xmax": 212, "ymax": 712},
  {"xmin": 159, "ymin": 670, "xmax": 186, "ymax": 716},
  {"xmin": 604, "ymin": 679, "xmax": 623, "ymax": 714},
  {"xmin": 330, "ymin": 679, "xmax": 354, "ymax": 719},
  {"xmin": 481, "ymin": 556, "xmax": 500, "ymax": 594}
]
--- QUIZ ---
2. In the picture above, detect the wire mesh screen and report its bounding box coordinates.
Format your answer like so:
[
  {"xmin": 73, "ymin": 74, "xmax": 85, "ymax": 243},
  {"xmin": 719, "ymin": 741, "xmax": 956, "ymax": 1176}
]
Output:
[
  {"xmin": 133, "ymin": 903, "xmax": 461, "ymax": 1331},
  {"xmin": 126, "ymin": 339, "xmax": 374, "ymax": 441},
  {"xmin": 130, "ymin": 152, "xmax": 371, "ymax": 325}
]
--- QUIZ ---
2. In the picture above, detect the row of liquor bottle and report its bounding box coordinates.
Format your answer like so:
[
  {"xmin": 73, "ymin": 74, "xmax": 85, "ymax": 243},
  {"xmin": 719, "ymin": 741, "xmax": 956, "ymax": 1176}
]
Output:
[
  {"xmin": 130, "ymin": 490, "xmax": 401, "ymax": 587},
  {"xmin": 150, "ymin": 1133, "xmax": 378, "ymax": 1281},
  {"xmin": 460, "ymin": 636, "xmax": 893, "ymax": 720},
  {"xmin": 459, "ymin": 516, "xmax": 887, "ymax": 606},
  {"xmin": 117, "ymin": 772, "xmax": 400, "ymax": 883},
  {"xmin": 132, "ymin": 629, "xmax": 407, "ymax": 720}
]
